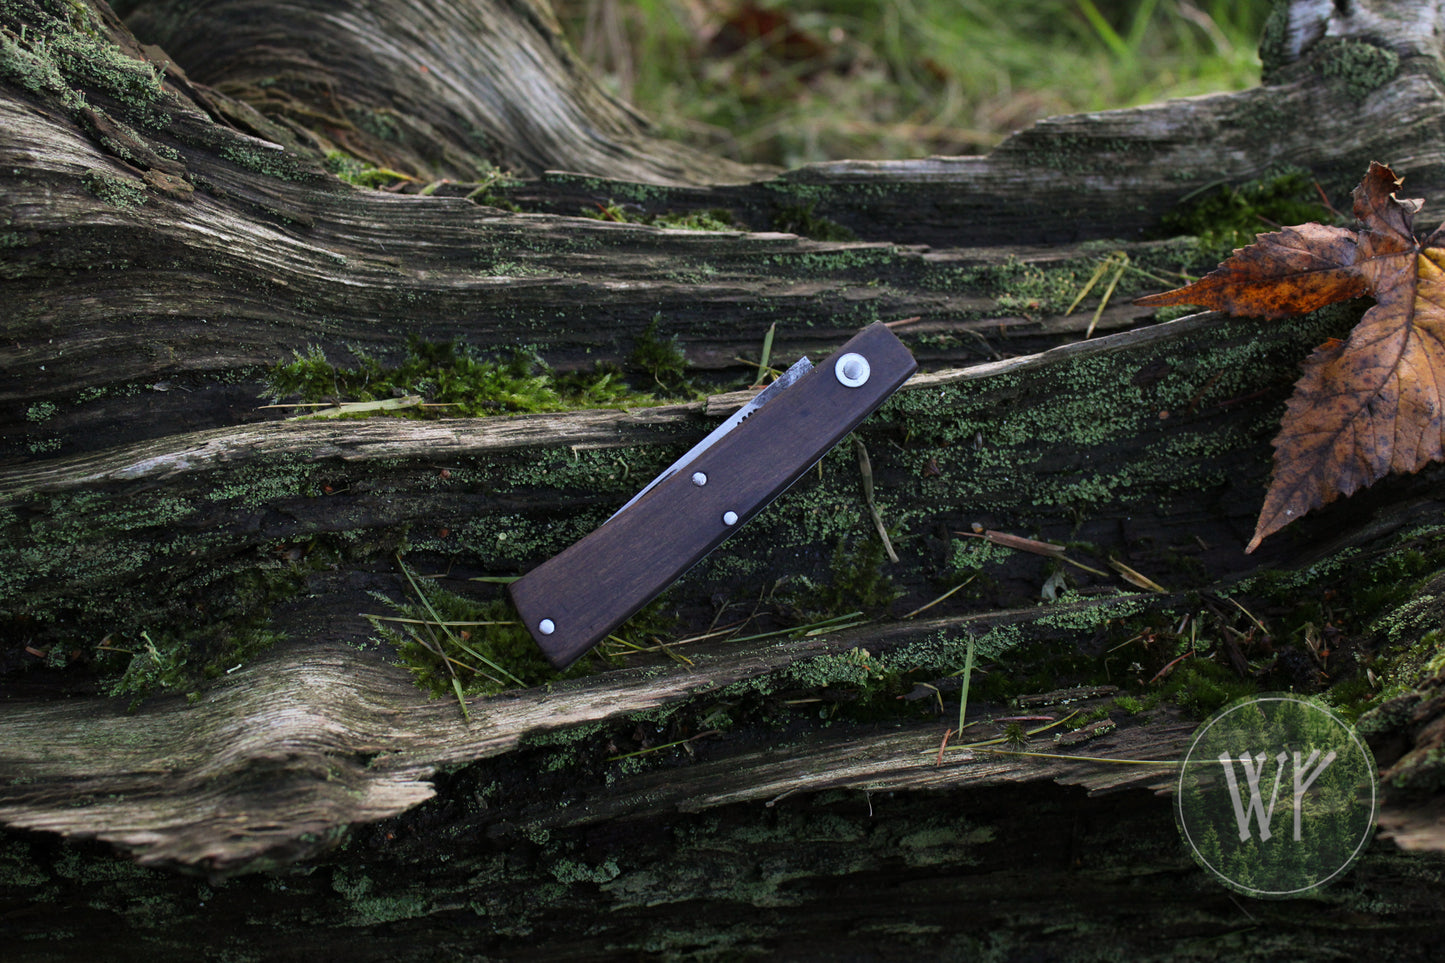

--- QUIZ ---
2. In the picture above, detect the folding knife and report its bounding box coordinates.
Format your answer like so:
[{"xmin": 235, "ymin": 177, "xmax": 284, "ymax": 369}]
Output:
[{"xmin": 508, "ymin": 322, "xmax": 917, "ymax": 669}]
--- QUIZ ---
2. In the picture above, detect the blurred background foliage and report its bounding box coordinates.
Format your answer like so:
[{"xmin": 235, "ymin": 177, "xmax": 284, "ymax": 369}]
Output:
[{"xmin": 553, "ymin": 0, "xmax": 1268, "ymax": 167}]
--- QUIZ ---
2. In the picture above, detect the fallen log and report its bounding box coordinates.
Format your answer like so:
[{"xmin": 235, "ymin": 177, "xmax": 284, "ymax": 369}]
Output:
[{"xmin": 4, "ymin": 0, "xmax": 1445, "ymax": 957}]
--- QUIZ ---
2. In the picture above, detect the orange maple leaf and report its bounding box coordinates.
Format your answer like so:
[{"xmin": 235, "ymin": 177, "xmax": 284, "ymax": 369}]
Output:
[{"xmin": 1136, "ymin": 162, "xmax": 1445, "ymax": 552}]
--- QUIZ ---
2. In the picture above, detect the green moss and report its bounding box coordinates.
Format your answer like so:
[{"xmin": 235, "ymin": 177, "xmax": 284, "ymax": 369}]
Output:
[
  {"xmin": 366, "ymin": 563, "xmax": 687, "ymax": 702},
  {"xmin": 948, "ymin": 536, "xmax": 1015, "ymax": 577},
  {"xmin": 629, "ymin": 316, "xmax": 700, "ymax": 398},
  {"xmin": 342, "ymin": 103, "xmax": 400, "ymax": 141},
  {"xmin": 0, "ymin": 4, "xmax": 170, "ymax": 136},
  {"xmin": 1232, "ymin": 526, "xmax": 1445, "ymax": 720},
  {"xmin": 13, "ymin": 491, "xmax": 201, "ymax": 601},
  {"xmin": 1315, "ymin": 37, "xmax": 1399, "ymax": 101},
  {"xmin": 219, "ymin": 143, "xmax": 316, "ymax": 182},
  {"xmin": 0, "ymin": 481, "xmax": 328, "ymax": 704},
  {"xmin": 53, "ymin": 846, "xmax": 159, "ymax": 885},
  {"xmin": 0, "ymin": 28, "xmax": 76, "ymax": 105},
  {"xmin": 782, "ymin": 645, "xmax": 893, "ymax": 691},
  {"xmin": 581, "ymin": 199, "xmax": 738, "ymax": 232},
  {"xmin": 767, "ymin": 247, "xmax": 904, "ymax": 278},
  {"xmin": 101, "ymin": 579, "xmax": 293, "ymax": 709},
  {"xmin": 80, "ymin": 168, "xmax": 146, "ymax": 210},
  {"xmin": 1257, "ymin": 0, "xmax": 1292, "ymax": 79},
  {"xmin": 1113, "ymin": 694, "xmax": 1144, "ymax": 714},
  {"xmin": 1033, "ymin": 595, "xmax": 1153, "ymax": 632},
  {"xmin": 205, "ymin": 457, "xmax": 317, "ymax": 507},
  {"xmin": 44, "ymin": 26, "xmax": 161, "ymax": 110},
  {"xmin": 547, "ymin": 173, "xmax": 669, "ymax": 205},
  {"xmin": 0, "ymin": 841, "xmax": 49, "ymax": 890},
  {"xmin": 331, "ymin": 867, "xmax": 433, "ymax": 925},
  {"xmin": 1159, "ymin": 167, "xmax": 1339, "ymax": 260},
  {"xmin": 1018, "ymin": 132, "xmax": 1161, "ymax": 174},
  {"xmin": 549, "ymin": 856, "xmax": 621, "ymax": 885},
  {"xmin": 106, "ymin": 622, "xmax": 286, "ymax": 702},
  {"xmin": 993, "ymin": 261, "xmax": 1090, "ymax": 315},
  {"xmin": 652, "ymin": 209, "xmax": 738, "ymax": 231},
  {"xmin": 1068, "ymin": 705, "xmax": 1112, "ymax": 728},
  {"xmin": 323, "ymin": 150, "xmax": 411, "ymax": 189},
  {"xmin": 265, "ymin": 337, "xmax": 686, "ymax": 416},
  {"xmin": 1157, "ymin": 659, "xmax": 1256, "ymax": 717},
  {"xmin": 770, "ymin": 202, "xmax": 856, "ymax": 241},
  {"xmin": 782, "ymin": 534, "xmax": 899, "ymax": 623}
]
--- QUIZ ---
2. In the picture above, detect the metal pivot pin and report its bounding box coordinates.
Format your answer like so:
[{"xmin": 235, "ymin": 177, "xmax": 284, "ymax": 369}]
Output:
[
  {"xmin": 835, "ymin": 352, "xmax": 870, "ymax": 387},
  {"xmin": 507, "ymin": 322, "xmax": 918, "ymax": 672}
]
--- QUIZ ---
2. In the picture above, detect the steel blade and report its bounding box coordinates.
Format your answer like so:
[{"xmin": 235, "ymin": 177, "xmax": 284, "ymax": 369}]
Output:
[{"xmin": 606, "ymin": 356, "xmax": 814, "ymax": 521}]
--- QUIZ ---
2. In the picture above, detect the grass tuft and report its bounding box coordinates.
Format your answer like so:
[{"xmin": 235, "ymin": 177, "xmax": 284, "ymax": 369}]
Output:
[{"xmin": 366, "ymin": 561, "xmax": 593, "ymax": 704}]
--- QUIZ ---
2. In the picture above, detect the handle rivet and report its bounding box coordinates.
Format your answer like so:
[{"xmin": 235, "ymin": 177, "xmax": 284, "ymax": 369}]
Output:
[
  {"xmin": 722, "ymin": 510, "xmax": 738, "ymax": 526},
  {"xmin": 835, "ymin": 352, "xmax": 870, "ymax": 388},
  {"xmin": 538, "ymin": 619, "xmax": 555, "ymax": 635},
  {"xmin": 692, "ymin": 471, "xmax": 707, "ymax": 486}
]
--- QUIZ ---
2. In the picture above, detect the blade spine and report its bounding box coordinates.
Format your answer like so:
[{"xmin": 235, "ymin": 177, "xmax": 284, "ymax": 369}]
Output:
[{"xmin": 604, "ymin": 357, "xmax": 813, "ymax": 520}]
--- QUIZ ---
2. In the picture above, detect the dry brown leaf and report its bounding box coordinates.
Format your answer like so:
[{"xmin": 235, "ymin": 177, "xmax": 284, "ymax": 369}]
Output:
[{"xmin": 1135, "ymin": 162, "xmax": 1445, "ymax": 551}]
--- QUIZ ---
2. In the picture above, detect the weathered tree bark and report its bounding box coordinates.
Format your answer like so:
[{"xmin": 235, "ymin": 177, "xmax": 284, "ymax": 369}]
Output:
[{"xmin": 5, "ymin": 0, "xmax": 1445, "ymax": 957}]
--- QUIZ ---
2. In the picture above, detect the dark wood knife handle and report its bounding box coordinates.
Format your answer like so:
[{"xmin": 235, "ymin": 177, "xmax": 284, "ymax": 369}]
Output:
[{"xmin": 508, "ymin": 322, "xmax": 917, "ymax": 668}]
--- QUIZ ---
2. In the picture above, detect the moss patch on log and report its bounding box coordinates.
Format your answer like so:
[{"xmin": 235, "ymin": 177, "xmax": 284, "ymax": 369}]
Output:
[
  {"xmin": 0, "ymin": 303, "xmax": 1367, "ymax": 708},
  {"xmin": 5, "ymin": 781, "xmax": 1440, "ymax": 959},
  {"xmin": 264, "ymin": 333, "xmax": 697, "ymax": 419}
]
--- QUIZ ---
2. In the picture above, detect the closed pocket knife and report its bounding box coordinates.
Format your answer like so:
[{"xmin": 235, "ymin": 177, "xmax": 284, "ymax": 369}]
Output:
[{"xmin": 508, "ymin": 322, "xmax": 918, "ymax": 669}]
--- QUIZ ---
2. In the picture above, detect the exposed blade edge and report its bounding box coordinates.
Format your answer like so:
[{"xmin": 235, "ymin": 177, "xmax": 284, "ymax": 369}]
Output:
[{"xmin": 605, "ymin": 356, "xmax": 814, "ymax": 521}]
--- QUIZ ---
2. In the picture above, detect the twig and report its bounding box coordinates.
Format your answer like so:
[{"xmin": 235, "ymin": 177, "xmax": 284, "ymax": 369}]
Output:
[
  {"xmin": 1108, "ymin": 558, "xmax": 1168, "ymax": 594},
  {"xmin": 1085, "ymin": 253, "xmax": 1127, "ymax": 339},
  {"xmin": 901, "ymin": 575, "xmax": 975, "ymax": 619},
  {"xmin": 1149, "ymin": 650, "xmax": 1194, "ymax": 683},
  {"xmin": 1227, "ymin": 596, "xmax": 1270, "ymax": 635},
  {"xmin": 940, "ymin": 711, "xmax": 1082, "ymax": 753},
  {"xmin": 360, "ymin": 614, "xmax": 517, "ymax": 628},
  {"xmin": 607, "ymin": 730, "xmax": 720, "ymax": 762},
  {"xmin": 957, "ymin": 528, "xmax": 1109, "ymax": 577},
  {"xmin": 966, "ymin": 748, "xmax": 1180, "ymax": 766}
]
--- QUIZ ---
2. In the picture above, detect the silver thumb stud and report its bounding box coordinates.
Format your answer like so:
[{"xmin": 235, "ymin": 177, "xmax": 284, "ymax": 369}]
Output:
[{"xmin": 835, "ymin": 352, "xmax": 870, "ymax": 388}]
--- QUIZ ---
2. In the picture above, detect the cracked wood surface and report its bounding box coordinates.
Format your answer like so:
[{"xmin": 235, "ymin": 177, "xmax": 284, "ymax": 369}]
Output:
[
  {"xmin": 5, "ymin": 0, "xmax": 1445, "ymax": 956},
  {"xmin": 2, "ymin": 322, "xmax": 1216, "ymax": 872},
  {"xmin": 3, "ymin": 311, "xmax": 1443, "ymax": 874}
]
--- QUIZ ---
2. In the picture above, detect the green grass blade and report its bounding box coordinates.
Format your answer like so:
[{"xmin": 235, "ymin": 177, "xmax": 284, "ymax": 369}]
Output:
[
  {"xmin": 1074, "ymin": 0, "xmax": 1132, "ymax": 60},
  {"xmin": 450, "ymin": 677, "xmax": 471, "ymax": 721},
  {"xmin": 1125, "ymin": 0, "xmax": 1162, "ymax": 51},
  {"xmin": 398, "ymin": 557, "xmax": 526, "ymax": 688},
  {"xmin": 957, "ymin": 638, "xmax": 975, "ymax": 733}
]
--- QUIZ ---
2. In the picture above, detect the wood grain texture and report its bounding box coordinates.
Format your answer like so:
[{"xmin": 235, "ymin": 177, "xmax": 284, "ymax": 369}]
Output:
[
  {"xmin": 0, "ymin": 581, "xmax": 1187, "ymax": 872},
  {"xmin": 509, "ymin": 323, "xmax": 917, "ymax": 667},
  {"xmin": 122, "ymin": 0, "xmax": 775, "ymax": 186},
  {"xmin": 5, "ymin": 306, "xmax": 1445, "ymax": 876},
  {"xmin": 5, "ymin": 1, "xmax": 1445, "ymax": 956}
]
